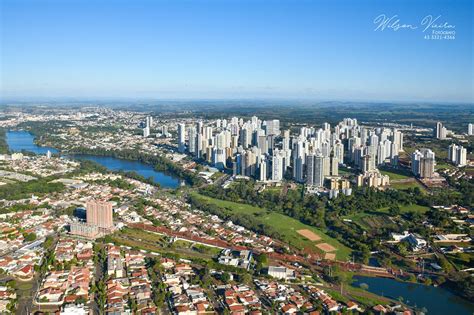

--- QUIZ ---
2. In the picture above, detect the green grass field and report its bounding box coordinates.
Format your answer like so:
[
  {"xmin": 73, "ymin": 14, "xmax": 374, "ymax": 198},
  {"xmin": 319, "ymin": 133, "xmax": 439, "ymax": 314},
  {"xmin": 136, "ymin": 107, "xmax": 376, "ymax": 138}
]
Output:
[
  {"xmin": 400, "ymin": 204, "xmax": 430, "ymax": 213},
  {"xmin": 16, "ymin": 281, "xmax": 33, "ymax": 291},
  {"xmin": 109, "ymin": 228, "xmax": 220, "ymax": 261},
  {"xmin": 378, "ymin": 204, "xmax": 430, "ymax": 214},
  {"xmin": 192, "ymin": 193, "xmax": 351, "ymax": 260},
  {"xmin": 339, "ymin": 166, "xmax": 357, "ymax": 175},
  {"xmin": 390, "ymin": 180, "xmax": 425, "ymax": 191},
  {"xmin": 380, "ymin": 169, "xmax": 412, "ymax": 180},
  {"xmin": 171, "ymin": 240, "xmax": 222, "ymax": 256},
  {"xmin": 435, "ymin": 161, "xmax": 456, "ymax": 171},
  {"xmin": 263, "ymin": 186, "xmax": 283, "ymax": 193},
  {"xmin": 121, "ymin": 227, "xmax": 167, "ymax": 245},
  {"xmin": 446, "ymin": 253, "xmax": 474, "ymax": 270}
]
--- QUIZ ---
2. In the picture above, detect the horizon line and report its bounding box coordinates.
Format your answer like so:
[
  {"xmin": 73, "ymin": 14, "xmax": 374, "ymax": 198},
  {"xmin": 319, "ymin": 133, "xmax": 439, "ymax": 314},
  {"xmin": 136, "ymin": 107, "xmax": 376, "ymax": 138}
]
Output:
[{"xmin": 0, "ymin": 96, "xmax": 473, "ymax": 106}]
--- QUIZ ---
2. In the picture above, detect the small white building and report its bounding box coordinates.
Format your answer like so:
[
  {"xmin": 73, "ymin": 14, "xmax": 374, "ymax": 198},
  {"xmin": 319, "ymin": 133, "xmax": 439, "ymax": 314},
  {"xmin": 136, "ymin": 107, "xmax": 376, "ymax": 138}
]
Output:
[
  {"xmin": 391, "ymin": 231, "xmax": 427, "ymax": 251},
  {"xmin": 60, "ymin": 304, "xmax": 88, "ymax": 315},
  {"xmin": 406, "ymin": 233, "xmax": 427, "ymax": 251},
  {"xmin": 267, "ymin": 266, "xmax": 295, "ymax": 280}
]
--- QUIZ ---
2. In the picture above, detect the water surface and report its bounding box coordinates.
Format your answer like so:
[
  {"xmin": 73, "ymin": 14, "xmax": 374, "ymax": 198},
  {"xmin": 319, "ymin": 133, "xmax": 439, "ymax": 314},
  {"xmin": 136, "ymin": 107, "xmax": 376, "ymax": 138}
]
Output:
[
  {"xmin": 69, "ymin": 154, "xmax": 180, "ymax": 188},
  {"xmin": 6, "ymin": 131, "xmax": 180, "ymax": 189},
  {"xmin": 6, "ymin": 130, "xmax": 58, "ymax": 154},
  {"xmin": 353, "ymin": 276, "xmax": 474, "ymax": 315}
]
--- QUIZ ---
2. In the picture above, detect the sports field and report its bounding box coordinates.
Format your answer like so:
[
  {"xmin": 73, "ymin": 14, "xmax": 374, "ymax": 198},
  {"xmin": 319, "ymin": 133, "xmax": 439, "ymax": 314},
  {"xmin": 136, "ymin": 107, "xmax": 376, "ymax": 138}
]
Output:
[
  {"xmin": 316, "ymin": 242, "xmax": 336, "ymax": 252},
  {"xmin": 191, "ymin": 193, "xmax": 351, "ymax": 260},
  {"xmin": 297, "ymin": 229, "xmax": 321, "ymax": 241}
]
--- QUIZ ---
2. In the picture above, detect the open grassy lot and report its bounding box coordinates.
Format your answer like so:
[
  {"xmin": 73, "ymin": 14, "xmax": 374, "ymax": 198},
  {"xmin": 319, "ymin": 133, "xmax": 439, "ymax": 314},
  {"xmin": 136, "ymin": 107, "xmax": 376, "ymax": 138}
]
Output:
[
  {"xmin": 108, "ymin": 228, "xmax": 220, "ymax": 260},
  {"xmin": 435, "ymin": 161, "xmax": 456, "ymax": 171},
  {"xmin": 346, "ymin": 283, "xmax": 393, "ymax": 306},
  {"xmin": 15, "ymin": 281, "xmax": 33, "ymax": 291},
  {"xmin": 339, "ymin": 166, "xmax": 357, "ymax": 175},
  {"xmin": 400, "ymin": 204, "xmax": 430, "ymax": 213},
  {"xmin": 171, "ymin": 240, "xmax": 222, "ymax": 256},
  {"xmin": 445, "ymin": 253, "xmax": 474, "ymax": 271},
  {"xmin": 380, "ymin": 168, "xmax": 412, "ymax": 180},
  {"xmin": 325, "ymin": 285, "xmax": 391, "ymax": 306},
  {"xmin": 378, "ymin": 204, "xmax": 430, "ymax": 214},
  {"xmin": 120, "ymin": 227, "xmax": 222, "ymax": 256},
  {"xmin": 192, "ymin": 193, "xmax": 351, "ymax": 260},
  {"xmin": 120, "ymin": 227, "xmax": 167, "ymax": 245},
  {"xmin": 390, "ymin": 180, "xmax": 425, "ymax": 191}
]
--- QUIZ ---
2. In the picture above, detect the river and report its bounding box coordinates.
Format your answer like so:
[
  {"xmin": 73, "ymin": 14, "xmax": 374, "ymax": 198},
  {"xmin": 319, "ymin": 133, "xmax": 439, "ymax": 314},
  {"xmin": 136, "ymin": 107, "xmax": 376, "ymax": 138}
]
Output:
[
  {"xmin": 352, "ymin": 276, "xmax": 474, "ymax": 315},
  {"xmin": 6, "ymin": 130, "xmax": 59, "ymax": 155},
  {"xmin": 6, "ymin": 131, "xmax": 180, "ymax": 189}
]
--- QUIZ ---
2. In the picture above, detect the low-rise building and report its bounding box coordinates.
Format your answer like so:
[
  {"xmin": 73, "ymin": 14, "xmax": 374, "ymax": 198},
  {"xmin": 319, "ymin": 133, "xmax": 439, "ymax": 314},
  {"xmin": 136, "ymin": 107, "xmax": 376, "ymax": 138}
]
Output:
[
  {"xmin": 218, "ymin": 249, "xmax": 253, "ymax": 270},
  {"xmin": 266, "ymin": 266, "xmax": 295, "ymax": 280}
]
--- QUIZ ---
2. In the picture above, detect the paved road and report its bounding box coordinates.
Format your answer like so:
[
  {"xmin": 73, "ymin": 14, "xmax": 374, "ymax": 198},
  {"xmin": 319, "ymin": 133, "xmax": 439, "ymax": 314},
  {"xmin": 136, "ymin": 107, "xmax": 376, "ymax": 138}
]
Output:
[
  {"xmin": 20, "ymin": 235, "xmax": 59, "ymax": 315},
  {"xmin": 17, "ymin": 276, "xmax": 42, "ymax": 315}
]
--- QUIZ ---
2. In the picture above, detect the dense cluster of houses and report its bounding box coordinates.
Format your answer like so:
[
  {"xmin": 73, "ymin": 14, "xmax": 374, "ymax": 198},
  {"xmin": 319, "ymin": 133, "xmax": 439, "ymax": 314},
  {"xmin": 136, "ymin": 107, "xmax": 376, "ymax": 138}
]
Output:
[
  {"xmin": 1, "ymin": 110, "xmax": 178, "ymax": 161},
  {"xmin": 35, "ymin": 238, "xmax": 94, "ymax": 313},
  {"xmin": 2, "ymin": 155, "xmax": 79, "ymax": 178},
  {"xmin": 219, "ymin": 284, "xmax": 262, "ymax": 314},
  {"xmin": 217, "ymin": 277, "xmax": 363, "ymax": 314},
  {"xmin": 160, "ymin": 257, "xmax": 214, "ymax": 314},
  {"xmin": 0, "ymin": 210, "xmax": 70, "ymax": 282},
  {"xmin": 256, "ymin": 280, "xmax": 313, "ymax": 314},
  {"xmin": 105, "ymin": 245, "xmax": 156, "ymax": 314},
  {"xmin": 304, "ymin": 286, "xmax": 342, "ymax": 313}
]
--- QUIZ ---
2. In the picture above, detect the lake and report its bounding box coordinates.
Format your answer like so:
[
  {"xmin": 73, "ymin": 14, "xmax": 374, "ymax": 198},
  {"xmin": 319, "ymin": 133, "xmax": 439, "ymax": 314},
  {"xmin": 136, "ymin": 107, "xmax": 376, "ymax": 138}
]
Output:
[
  {"xmin": 352, "ymin": 276, "xmax": 474, "ymax": 315},
  {"xmin": 6, "ymin": 130, "xmax": 58, "ymax": 154},
  {"xmin": 68, "ymin": 154, "xmax": 180, "ymax": 188},
  {"xmin": 6, "ymin": 131, "xmax": 180, "ymax": 189}
]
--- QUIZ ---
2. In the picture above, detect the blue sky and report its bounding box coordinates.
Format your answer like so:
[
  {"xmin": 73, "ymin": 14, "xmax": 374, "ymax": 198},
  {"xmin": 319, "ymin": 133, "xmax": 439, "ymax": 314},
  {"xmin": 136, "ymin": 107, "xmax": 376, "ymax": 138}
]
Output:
[{"xmin": 0, "ymin": 0, "xmax": 472, "ymax": 102}]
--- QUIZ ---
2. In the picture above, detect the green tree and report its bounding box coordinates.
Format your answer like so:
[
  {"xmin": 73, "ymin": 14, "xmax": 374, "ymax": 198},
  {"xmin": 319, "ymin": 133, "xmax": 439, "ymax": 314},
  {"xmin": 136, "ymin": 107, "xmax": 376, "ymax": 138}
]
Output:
[
  {"xmin": 396, "ymin": 242, "xmax": 408, "ymax": 256},
  {"xmin": 240, "ymin": 273, "xmax": 252, "ymax": 285},
  {"xmin": 23, "ymin": 232, "xmax": 37, "ymax": 242},
  {"xmin": 389, "ymin": 205, "xmax": 401, "ymax": 216},
  {"xmin": 221, "ymin": 272, "xmax": 231, "ymax": 284}
]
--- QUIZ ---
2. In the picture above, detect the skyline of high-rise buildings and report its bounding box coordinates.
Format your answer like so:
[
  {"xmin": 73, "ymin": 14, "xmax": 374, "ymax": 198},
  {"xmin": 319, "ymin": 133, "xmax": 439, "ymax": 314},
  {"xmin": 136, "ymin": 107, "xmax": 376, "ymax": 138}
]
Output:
[{"xmin": 175, "ymin": 116, "xmax": 404, "ymax": 190}]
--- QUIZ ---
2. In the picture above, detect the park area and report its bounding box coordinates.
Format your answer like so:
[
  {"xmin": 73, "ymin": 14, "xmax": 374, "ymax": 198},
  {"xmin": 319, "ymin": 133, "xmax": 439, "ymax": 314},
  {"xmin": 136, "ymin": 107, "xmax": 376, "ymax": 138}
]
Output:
[
  {"xmin": 191, "ymin": 193, "xmax": 351, "ymax": 260},
  {"xmin": 343, "ymin": 204, "xmax": 430, "ymax": 232}
]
